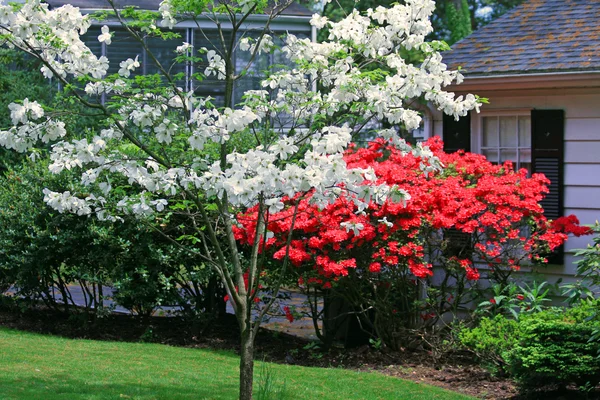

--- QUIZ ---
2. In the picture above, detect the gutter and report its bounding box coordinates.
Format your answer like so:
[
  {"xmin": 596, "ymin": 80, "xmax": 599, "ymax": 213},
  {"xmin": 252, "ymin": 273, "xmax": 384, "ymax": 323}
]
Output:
[
  {"xmin": 82, "ymin": 10, "xmax": 313, "ymax": 31},
  {"xmin": 449, "ymin": 70, "xmax": 600, "ymax": 92},
  {"xmin": 462, "ymin": 70, "xmax": 600, "ymax": 82}
]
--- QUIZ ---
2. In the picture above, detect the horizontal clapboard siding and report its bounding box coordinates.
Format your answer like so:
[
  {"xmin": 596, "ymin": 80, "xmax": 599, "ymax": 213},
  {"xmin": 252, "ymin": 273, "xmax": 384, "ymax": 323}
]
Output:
[
  {"xmin": 564, "ymin": 208, "xmax": 600, "ymax": 225},
  {"xmin": 565, "ymin": 186, "xmax": 600, "ymax": 209},
  {"xmin": 565, "ymin": 164, "xmax": 600, "ymax": 186},
  {"xmin": 565, "ymin": 141, "xmax": 600, "ymax": 163},
  {"xmin": 565, "ymin": 118, "xmax": 600, "ymax": 140},
  {"xmin": 562, "ymin": 103, "xmax": 600, "ymax": 281},
  {"xmin": 564, "ymin": 234, "xmax": 596, "ymax": 253}
]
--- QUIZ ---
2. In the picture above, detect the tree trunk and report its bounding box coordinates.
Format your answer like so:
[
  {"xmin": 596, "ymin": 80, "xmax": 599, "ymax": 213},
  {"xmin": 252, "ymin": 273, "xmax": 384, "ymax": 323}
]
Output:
[{"xmin": 239, "ymin": 328, "xmax": 254, "ymax": 400}]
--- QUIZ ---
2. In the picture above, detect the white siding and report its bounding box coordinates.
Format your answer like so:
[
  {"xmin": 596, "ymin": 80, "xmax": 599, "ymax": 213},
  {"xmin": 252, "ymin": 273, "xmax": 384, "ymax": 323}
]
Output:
[
  {"xmin": 564, "ymin": 209, "xmax": 600, "ymax": 225},
  {"xmin": 565, "ymin": 141, "xmax": 600, "ymax": 163},
  {"xmin": 565, "ymin": 164, "xmax": 600, "ymax": 186},
  {"xmin": 565, "ymin": 186, "xmax": 600, "ymax": 209},
  {"xmin": 565, "ymin": 118, "xmax": 600, "ymax": 140}
]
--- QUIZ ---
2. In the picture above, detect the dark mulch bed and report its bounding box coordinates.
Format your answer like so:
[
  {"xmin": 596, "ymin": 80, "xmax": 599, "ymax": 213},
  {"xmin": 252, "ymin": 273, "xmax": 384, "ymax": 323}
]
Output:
[{"xmin": 0, "ymin": 304, "xmax": 598, "ymax": 400}]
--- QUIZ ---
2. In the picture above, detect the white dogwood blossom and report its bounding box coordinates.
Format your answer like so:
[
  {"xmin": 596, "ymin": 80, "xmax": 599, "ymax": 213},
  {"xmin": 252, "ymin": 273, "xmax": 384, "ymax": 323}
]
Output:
[
  {"xmin": 175, "ymin": 42, "xmax": 192, "ymax": 54},
  {"xmin": 158, "ymin": 1, "xmax": 177, "ymax": 29},
  {"xmin": 242, "ymin": 34, "xmax": 274, "ymax": 55},
  {"xmin": 98, "ymin": 25, "xmax": 111, "ymax": 44},
  {"xmin": 205, "ymin": 50, "xmax": 226, "ymax": 80},
  {"xmin": 340, "ymin": 221, "xmax": 365, "ymax": 235},
  {"xmin": 0, "ymin": 0, "xmax": 482, "ymax": 238},
  {"xmin": 118, "ymin": 56, "xmax": 140, "ymax": 78}
]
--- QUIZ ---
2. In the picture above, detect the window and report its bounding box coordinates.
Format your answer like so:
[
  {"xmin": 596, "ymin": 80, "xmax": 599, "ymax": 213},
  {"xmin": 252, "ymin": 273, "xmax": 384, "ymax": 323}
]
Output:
[
  {"xmin": 480, "ymin": 113, "xmax": 531, "ymax": 173},
  {"xmin": 146, "ymin": 29, "xmax": 188, "ymax": 88},
  {"xmin": 78, "ymin": 26, "xmax": 306, "ymax": 108},
  {"xmin": 233, "ymin": 31, "xmax": 310, "ymax": 106},
  {"xmin": 442, "ymin": 109, "xmax": 566, "ymax": 264}
]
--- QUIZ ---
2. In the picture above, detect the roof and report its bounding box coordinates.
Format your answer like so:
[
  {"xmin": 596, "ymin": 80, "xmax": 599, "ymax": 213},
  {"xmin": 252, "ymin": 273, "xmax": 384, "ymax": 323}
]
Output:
[
  {"xmin": 442, "ymin": 0, "xmax": 600, "ymax": 76},
  {"xmin": 46, "ymin": 0, "xmax": 313, "ymax": 17}
]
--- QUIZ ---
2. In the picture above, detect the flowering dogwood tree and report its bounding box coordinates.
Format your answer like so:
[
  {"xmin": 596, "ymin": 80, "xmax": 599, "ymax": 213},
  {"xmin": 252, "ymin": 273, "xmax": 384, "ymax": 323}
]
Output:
[{"xmin": 0, "ymin": 0, "xmax": 482, "ymax": 398}]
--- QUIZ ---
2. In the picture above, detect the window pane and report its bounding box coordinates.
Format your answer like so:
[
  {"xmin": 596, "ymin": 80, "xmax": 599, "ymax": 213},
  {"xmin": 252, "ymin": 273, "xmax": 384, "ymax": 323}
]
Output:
[
  {"xmin": 482, "ymin": 117, "xmax": 498, "ymax": 147},
  {"xmin": 499, "ymin": 116, "xmax": 517, "ymax": 147},
  {"xmin": 518, "ymin": 116, "xmax": 531, "ymax": 147},
  {"xmin": 500, "ymin": 149, "xmax": 517, "ymax": 165},
  {"xmin": 81, "ymin": 27, "xmax": 103, "ymax": 58},
  {"xmin": 106, "ymin": 28, "xmax": 144, "ymax": 76},
  {"xmin": 146, "ymin": 30, "xmax": 187, "ymax": 87},
  {"xmin": 482, "ymin": 149, "xmax": 499, "ymax": 163},
  {"xmin": 519, "ymin": 149, "xmax": 532, "ymax": 173}
]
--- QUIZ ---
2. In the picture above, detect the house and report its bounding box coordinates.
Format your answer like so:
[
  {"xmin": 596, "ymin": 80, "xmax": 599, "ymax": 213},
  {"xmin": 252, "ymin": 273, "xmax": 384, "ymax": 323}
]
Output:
[
  {"xmin": 46, "ymin": 0, "xmax": 314, "ymax": 105},
  {"xmin": 431, "ymin": 0, "xmax": 600, "ymax": 281}
]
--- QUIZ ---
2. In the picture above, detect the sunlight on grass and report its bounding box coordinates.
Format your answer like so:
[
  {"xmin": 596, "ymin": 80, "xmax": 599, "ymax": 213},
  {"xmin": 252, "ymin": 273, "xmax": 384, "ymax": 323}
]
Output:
[{"xmin": 0, "ymin": 327, "xmax": 473, "ymax": 399}]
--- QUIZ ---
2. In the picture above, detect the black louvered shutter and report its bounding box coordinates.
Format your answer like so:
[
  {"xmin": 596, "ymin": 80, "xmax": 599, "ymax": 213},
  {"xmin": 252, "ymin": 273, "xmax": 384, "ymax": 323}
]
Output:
[
  {"xmin": 531, "ymin": 109, "xmax": 565, "ymax": 264},
  {"xmin": 443, "ymin": 112, "xmax": 471, "ymax": 153}
]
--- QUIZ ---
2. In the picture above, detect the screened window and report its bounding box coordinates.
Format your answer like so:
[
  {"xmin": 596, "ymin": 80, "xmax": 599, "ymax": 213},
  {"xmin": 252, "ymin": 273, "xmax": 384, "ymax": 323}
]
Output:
[
  {"xmin": 76, "ymin": 24, "xmax": 308, "ymax": 108},
  {"xmin": 146, "ymin": 29, "xmax": 188, "ymax": 87},
  {"xmin": 103, "ymin": 27, "xmax": 144, "ymax": 76},
  {"xmin": 80, "ymin": 26, "xmax": 103, "ymax": 58}
]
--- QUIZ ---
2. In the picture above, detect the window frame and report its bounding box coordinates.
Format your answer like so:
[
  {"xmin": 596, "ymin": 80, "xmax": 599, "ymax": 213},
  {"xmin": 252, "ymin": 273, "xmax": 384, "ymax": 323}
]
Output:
[{"xmin": 473, "ymin": 108, "xmax": 533, "ymax": 171}]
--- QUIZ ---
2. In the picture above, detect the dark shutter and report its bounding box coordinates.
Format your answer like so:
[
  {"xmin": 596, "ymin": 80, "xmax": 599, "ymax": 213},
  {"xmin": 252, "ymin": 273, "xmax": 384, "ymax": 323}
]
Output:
[
  {"xmin": 531, "ymin": 109, "xmax": 564, "ymax": 264},
  {"xmin": 443, "ymin": 112, "xmax": 471, "ymax": 153}
]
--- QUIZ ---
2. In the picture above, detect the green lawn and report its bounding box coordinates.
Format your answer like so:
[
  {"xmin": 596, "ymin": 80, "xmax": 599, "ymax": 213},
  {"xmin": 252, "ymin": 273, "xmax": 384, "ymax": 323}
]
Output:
[{"xmin": 0, "ymin": 327, "xmax": 473, "ymax": 400}]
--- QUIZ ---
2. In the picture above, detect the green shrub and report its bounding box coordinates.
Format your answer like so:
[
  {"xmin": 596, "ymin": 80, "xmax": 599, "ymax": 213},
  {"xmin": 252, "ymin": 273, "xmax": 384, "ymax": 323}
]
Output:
[
  {"xmin": 0, "ymin": 160, "xmax": 220, "ymax": 318},
  {"xmin": 459, "ymin": 314, "xmax": 519, "ymax": 375},
  {"xmin": 461, "ymin": 299, "xmax": 600, "ymax": 391},
  {"xmin": 506, "ymin": 300, "xmax": 600, "ymax": 390}
]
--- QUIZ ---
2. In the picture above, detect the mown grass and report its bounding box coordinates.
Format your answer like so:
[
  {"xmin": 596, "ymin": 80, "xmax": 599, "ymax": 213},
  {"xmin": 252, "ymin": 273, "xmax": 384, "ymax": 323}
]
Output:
[{"xmin": 0, "ymin": 327, "xmax": 473, "ymax": 399}]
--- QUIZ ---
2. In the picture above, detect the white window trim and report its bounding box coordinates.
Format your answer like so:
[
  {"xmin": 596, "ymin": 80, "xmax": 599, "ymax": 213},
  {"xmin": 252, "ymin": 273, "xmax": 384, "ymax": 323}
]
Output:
[
  {"xmin": 472, "ymin": 108, "xmax": 532, "ymax": 154},
  {"xmin": 411, "ymin": 104, "xmax": 433, "ymax": 141}
]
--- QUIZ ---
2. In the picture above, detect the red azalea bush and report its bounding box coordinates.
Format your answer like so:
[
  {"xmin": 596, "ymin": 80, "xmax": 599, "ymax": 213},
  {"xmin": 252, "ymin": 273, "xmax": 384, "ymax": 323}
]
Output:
[{"xmin": 235, "ymin": 137, "xmax": 587, "ymax": 348}]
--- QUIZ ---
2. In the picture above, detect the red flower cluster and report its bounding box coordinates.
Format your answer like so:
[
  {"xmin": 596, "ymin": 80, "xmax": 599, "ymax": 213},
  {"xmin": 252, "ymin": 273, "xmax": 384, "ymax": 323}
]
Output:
[
  {"xmin": 551, "ymin": 215, "xmax": 593, "ymax": 237},
  {"xmin": 283, "ymin": 306, "xmax": 294, "ymax": 323},
  {"xmin": 234, "ymin": 137, "xmax": 586, "ymax": 288}
]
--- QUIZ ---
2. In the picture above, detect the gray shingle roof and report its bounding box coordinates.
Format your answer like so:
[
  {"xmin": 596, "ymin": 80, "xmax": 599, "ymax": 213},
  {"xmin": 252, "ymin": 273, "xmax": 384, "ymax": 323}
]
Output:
[
  {"xmin": 46, "ymin": 0, "xmax": 313, "ymax": 17},
  {"xmin": 442, "ymin": 0, "xmax": 600, "ymax": 76}
]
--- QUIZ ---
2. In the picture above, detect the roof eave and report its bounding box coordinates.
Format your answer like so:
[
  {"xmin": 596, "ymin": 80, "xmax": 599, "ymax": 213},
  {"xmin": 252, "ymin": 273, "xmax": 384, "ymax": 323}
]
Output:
[{"xmin": 449, "ymin": 70, "xmax": 600, "ymax": 93}]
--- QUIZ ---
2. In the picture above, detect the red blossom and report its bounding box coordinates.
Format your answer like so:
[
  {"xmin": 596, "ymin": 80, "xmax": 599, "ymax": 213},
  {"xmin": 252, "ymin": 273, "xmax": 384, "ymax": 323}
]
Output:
[
  {"xmin": 283, "ymin": 306, "xmax": 294, "ymax": 323},
  {"xmin": 552, "ymin": 215, "xmax": 593, "ymax": 237}
]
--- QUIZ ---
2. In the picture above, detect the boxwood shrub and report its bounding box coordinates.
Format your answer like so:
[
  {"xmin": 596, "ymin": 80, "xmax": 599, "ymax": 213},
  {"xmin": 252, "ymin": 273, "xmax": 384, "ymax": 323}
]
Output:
[
  {"xmin": 461, "ymin": 299, "xmax": 600, "ymax": 391},
  {"xmin": 506, "ymin": 300, "xmax": 600, "ymax": 390}
]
